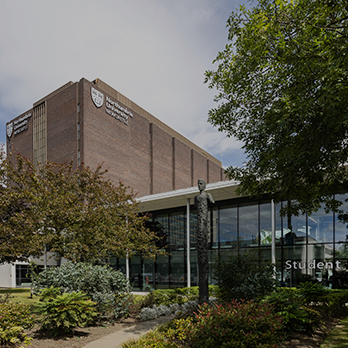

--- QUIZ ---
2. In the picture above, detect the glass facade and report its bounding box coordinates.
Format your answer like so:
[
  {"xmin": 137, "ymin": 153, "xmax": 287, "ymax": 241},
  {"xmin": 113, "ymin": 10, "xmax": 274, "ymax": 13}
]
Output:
[{"xmin": 117, "ymin": 193, "xmax": 348, "ymax": 290}]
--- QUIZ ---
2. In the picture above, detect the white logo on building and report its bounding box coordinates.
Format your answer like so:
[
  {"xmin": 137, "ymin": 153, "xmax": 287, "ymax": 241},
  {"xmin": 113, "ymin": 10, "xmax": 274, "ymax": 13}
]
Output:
[
  {"xmin": 6, "ymin": 122, "xmax": 13, "ymax": 138},
  {"xmin": 91, "ymin": 87, "xmax": 104, "ymax": 108}
]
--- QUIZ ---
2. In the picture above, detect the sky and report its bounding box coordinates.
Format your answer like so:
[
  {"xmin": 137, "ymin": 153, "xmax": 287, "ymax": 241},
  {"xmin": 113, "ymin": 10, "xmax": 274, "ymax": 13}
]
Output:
[{"xmin": 0, "ymin": 0, "xmax": 249, "ymax": 169}]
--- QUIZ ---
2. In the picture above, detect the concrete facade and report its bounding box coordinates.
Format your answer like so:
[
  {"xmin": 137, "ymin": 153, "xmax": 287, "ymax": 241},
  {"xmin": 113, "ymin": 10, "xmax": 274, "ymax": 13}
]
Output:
[{"xmin": 6, "ymin": 78, "xmax": 225, "ymax": 197}]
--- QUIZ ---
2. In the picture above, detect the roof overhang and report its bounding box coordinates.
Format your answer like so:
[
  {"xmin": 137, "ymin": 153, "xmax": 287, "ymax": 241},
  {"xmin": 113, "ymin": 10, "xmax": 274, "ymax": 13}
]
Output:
[{"xmin": 137, "ymin": 180, "xmax": 241, "ymax": 212}]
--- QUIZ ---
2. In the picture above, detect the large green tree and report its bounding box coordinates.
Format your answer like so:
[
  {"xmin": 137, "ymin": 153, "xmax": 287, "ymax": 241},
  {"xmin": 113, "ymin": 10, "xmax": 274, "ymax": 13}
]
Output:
[
  {"xmin": 205, "ymin": 0, "xmax": 348, "ymax": 217},
  {"xmin": 0, "ymin": 148, "xmax": 161, "ymax": 264}
]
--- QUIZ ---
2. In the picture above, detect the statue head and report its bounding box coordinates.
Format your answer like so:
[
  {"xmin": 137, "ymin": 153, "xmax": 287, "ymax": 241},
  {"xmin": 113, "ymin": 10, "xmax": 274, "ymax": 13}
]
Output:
[{"xmin": 197, "ymin": 179, "xmax": 206, "ymax": 192}]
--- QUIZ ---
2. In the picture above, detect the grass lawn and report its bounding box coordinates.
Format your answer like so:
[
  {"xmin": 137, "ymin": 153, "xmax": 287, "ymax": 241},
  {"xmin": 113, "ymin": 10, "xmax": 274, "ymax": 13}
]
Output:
[
  {"xmin": 0, "ymin": 288, "xmax": 40, "ymax": 311},
  {"xmin": 320, "ymin": 315, "xmax": 348, "ymax": 347}
]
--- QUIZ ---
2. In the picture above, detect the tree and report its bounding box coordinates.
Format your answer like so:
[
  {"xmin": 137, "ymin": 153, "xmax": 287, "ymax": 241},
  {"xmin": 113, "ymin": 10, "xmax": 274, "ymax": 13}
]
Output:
[
  {"xmin": 0, "ymin": 148, "xmax": 162, "ymax": 264},
  {"xmin": 205, "ymin": 0, "xmax": 348, "ymax": 217}
]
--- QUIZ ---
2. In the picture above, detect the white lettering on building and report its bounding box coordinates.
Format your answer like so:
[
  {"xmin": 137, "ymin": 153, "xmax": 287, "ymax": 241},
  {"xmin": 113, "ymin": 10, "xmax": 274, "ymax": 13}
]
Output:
[
  {"xmin": 105, "ymin": 96, "xmax": 133, "ymax": 126},
  {"xmin": 14, "ymin": 112, "xmax": 32, "ymax": 136},
  {"xmin": 285, "ymin": 260, "xmax": 341, "ymax": 270}
]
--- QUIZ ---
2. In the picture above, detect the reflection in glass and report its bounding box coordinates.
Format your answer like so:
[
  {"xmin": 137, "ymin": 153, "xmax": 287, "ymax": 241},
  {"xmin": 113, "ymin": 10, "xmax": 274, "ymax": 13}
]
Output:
[
  {"xmin": 239, "ymin": 203, "xmax": 258, "ymax": 247},
  {"xmin": 190, "ymin": 250, "xmax": 198, "ymax": 287},
  {"xmin": 129, "ymin": 255, "xmax": 142, "ymax": 291},
  {"xmin": 283, "ymin": 206, "xmax": 306, "ymax": 245},
  {"xmin": 143, "ymin": 258, "xmax": 155, "ymax": 291},
  {"xmin": 211, "ymin": 207, "xmax": 218, "ymax": 248},
  {"xmin": 335, "ymin": 193, "xmax": 348, "ymax": 243},
  {"xmin": 308, "ymin": 205, "xmax": 333, "ymax": 243},
  {"xmin": 169, "ymin": 212, "xmax": 185, "ymax": 246},
  {"xmin": 334, "ymin": 243, "xmax": 348, "ymax": 288},
  {"xmin": 169, "ymin": 251, "xmax": 185, "ymax": 289},
  {"xmin": 209, "ymin": 250, "xmax": 218, "ymax": 285},
  {"xmin": 259, "ymin": 202, "xmax": 271, "ymax": 245},
  {"xmin": 219, "ymin": 205, "xmax": 237, "ymax": 247},
  {"xmin": 156, "ymin": 255, "xmax": 169, "ymax": 289}
]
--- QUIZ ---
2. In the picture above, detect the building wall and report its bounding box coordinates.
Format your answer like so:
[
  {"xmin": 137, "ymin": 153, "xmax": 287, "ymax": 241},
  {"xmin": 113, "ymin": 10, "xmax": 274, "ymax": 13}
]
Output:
[
  {"xmin": 192, "ymin": 150, "xmax": 208, "ymax": 185},
  {"xmin": 46, "ymin": 83, "xmax": 78, "ymax": 165},
  {"xmin": 0, "ymin": 264, "xmax": 13, "ymax": 288},
  {"xmin": 209, "ymin": 160, "xmax": 223, "ymax": 183},
  {"xmin": 150, "ymin": 124, "xmax": 173, "ymax": 194},
  {"xmin": 6, "ymin": 78, "xmax": 224, "ymax": 198},
  {"xmin": 173, "ymin": 138, "xmax": 192, "ymax": 190},
  {"xmin": 7, "ymin": 109, "xmax": 33, "ymax": 159}
]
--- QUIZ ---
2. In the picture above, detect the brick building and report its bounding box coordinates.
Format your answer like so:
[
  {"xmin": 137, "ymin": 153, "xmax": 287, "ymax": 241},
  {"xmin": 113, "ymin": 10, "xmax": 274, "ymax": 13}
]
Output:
[{"xmin": 6, "ymin": 78, "xmax": 224, "ymax": 197}]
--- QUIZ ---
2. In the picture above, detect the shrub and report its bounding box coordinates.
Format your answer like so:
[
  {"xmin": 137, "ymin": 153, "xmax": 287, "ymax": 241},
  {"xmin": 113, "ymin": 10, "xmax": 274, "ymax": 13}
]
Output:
[
  {"xmin": 37, "ymin": 290, "xmax": 98, "ymax": 334},
  {"xmin": 298, "ymin": 282, "xmax": 329, "ymax": 305},
  {"xmin": 166, "ymin": 300, "xmax": 284, "ymax": 348},
  {"xmin": 214, "ymin": 252, "xmax": 276, "ymax": 301},
  {"xmin": 39, "ymin": 286, "xmax": 62, "ymax": 301},
  {"xmin": 32, "ymin": 262, "xmax": 131, "ymax": 318},
  {"xmin": 137, "ymin": 286, "xmax": 216, "ymax": 309},
  {"xmin": 0, "ymin": 302, "xmax": 35, "ymax": 347},
  {"xmin": 138, "ymin": 307, "xmax": 158, "ymax": 321},
  {"xmin": 320, "ymin": 289, "xmax": 348, "ymax": 317},
  {"xmin": 298, "ymin": 285, "xmax": 348, "ymax": 318},
  {"xmin": 262, "ymin": 288, "xmax": 321, "ymax": 334},
  {"xmin": 122, "ymin": 328, "xmax": 179, "ymax": 348}
]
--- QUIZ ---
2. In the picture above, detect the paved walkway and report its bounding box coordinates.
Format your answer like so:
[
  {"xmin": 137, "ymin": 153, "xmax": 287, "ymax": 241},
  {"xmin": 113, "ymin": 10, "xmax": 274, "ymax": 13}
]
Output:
[
  {"xmin": 320, "ymin": 315, "xmax": 348, "ymax": 347},
  {"xmin": 83, "ymin": 315, "xmax": 173, "ymax": 348}
]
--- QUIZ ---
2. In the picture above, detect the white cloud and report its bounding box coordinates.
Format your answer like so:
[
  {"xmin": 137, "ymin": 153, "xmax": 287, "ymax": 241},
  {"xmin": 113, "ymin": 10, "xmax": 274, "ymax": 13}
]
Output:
[{"xmin": 0, "ymin": 0, "xmax": 247, "ymax": 167}]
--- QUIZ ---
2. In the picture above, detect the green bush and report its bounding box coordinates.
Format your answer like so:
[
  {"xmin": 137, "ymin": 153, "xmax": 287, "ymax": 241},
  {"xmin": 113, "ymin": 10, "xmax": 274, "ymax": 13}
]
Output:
[
  {"xmin": 122, "ymin": 328, "xmax": 179, "ymax": 348},
  {"xmin": 37, "ymin": 291, "xmax": 98, "ymax": 334},
  {"xmin": 320, "ymin": 289, "xmax": 348, "ymax": 317},
  {"xmin": 138, "ymin": 286, "xmax": 216, "ymax": 309},
  {"xmin": 298, "ymin": 282, "xmax": 329, "ymax": 305},
  {"xmin": 32, "ymin": 262, "xmax": 131, "ymax": 318},
  {"xmin": 214, "ymin": 252, "xmax": 276, "ymax": 301},
  {"xmin": 39, "ymin": 286, "xmax": 62, "ymax": 301},
  {"xmin": 0, "ymin": 302, "xmax": 35, "ymax": 347},
  {"xmin": 262, "ymin": 288, "xmax": 321, "ymax": 334},
  {"xmin": 165, "ymin": 300, "xmax": 284, "ymax": 348}
]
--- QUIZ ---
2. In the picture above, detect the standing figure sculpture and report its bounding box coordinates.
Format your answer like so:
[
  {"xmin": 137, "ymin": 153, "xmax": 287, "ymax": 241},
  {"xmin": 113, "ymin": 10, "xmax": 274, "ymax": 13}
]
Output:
[{"xmin": 194, "ymin": 179, "xmax": 214, "ymax": 304}]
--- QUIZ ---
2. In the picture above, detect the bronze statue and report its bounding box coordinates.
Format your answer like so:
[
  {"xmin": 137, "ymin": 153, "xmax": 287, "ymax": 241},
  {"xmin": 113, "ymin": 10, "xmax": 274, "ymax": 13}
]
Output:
[{"xmin": 194, "ymin": 178, "xmax": 214, "ymax": 304}]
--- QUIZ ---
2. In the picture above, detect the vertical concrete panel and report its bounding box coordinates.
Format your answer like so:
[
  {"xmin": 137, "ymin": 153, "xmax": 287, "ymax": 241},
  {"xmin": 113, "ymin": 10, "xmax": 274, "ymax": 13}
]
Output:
[
  {"xmin": 192, "ymin": 150, "xmax": 208, "ymax": 184},
  {"xmin": 208, "ymin": 160, "xmax": 223, "ymax": 183},
  {"xmin": 173, "ymin": 138, "xmax": 191, "ymax": 190},
  {"xmin": 46, "ymin": 84, "xmax": 78, "ymax": 164},
  {"xmin": 151, "ymin": 124, "xmax": 173, "ymax": 194}
]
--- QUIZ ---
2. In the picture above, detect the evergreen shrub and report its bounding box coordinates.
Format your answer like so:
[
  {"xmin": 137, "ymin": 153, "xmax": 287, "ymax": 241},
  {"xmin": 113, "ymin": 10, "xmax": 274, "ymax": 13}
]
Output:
[{"xmin": 37, "ymin": 291, "xmax": 98, "ymax": 334}]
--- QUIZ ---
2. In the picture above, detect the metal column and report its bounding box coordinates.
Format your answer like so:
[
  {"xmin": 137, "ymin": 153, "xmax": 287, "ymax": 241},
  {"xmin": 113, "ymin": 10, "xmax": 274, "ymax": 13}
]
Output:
[{"xmin": 186, "ymin": 198, "xmax": 191, "ymax": 288}]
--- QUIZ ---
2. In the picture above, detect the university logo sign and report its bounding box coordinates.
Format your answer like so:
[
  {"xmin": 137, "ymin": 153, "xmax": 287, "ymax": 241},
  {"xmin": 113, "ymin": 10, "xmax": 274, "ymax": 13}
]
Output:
[
  {"xmin": 6, "ymin": 122, "xmax": 13, "ymax": 138},
  {"xmin": 91, "ymin": 87, "xmax": 104, "ymax": 108}
]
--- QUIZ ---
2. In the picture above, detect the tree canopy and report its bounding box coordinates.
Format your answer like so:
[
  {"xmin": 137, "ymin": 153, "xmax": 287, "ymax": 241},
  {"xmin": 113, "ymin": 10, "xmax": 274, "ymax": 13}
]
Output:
[
  {"xmin": 0, "ymin": 148, "xmax": 161, "ymax": 264},
  {"xmin": 205, "ymin": 0, "xmax": 348, "ymax": 216}
]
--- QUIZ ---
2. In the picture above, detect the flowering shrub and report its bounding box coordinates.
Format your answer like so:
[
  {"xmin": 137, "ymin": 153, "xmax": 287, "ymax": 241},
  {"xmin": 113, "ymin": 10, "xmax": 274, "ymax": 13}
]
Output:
[
  {"xmin": 37, "ymin": 290, "xmax": 98, "ymax": 334},
  {"xmin": 0, "ymin": 302, "xmax": 35, "ymax": 347},
  {"xmin": 166, "ymin": 300, "xmax": 284, "ymax": 348}
]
